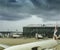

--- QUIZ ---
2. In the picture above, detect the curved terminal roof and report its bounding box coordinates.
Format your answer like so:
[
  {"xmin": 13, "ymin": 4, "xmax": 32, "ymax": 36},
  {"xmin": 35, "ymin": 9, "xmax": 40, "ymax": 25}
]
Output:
[{"xmin": 24, "ymin": 24, "xmax": 60, "ymax": 27}]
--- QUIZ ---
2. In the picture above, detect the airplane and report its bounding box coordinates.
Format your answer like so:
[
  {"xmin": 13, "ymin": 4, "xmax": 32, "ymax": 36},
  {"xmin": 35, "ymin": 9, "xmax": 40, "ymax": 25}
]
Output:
[{"xmin": 0, "ymin": 24, "xmax": 59, "ymax": 50}]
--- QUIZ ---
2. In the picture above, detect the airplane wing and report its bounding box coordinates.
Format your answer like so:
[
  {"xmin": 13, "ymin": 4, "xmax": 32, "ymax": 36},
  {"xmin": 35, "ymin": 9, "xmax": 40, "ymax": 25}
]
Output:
[{"xmin": 0, "ymin": 44, "xmax": 10, "ymax": 48}]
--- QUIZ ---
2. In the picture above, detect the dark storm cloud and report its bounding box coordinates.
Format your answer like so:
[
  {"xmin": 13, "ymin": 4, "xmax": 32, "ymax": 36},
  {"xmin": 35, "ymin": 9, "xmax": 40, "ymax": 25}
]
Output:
[
  {"xmin": 0, "ymin": 0, "xmax": 60, "ymax": 21},
  {"xmin": 31, "ymin": 0, "xmax": 60, "ymax": 21},
  {"xmin": 0, "ymin": 0, "xmax": 33, "ymax": 21}
]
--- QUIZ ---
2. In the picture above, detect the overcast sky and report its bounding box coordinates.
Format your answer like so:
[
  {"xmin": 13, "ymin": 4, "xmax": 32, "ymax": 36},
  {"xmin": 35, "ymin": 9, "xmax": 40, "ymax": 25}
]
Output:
[{"xmin": 0, "ymin": 0, "xmax": 60, "ymax": 31}]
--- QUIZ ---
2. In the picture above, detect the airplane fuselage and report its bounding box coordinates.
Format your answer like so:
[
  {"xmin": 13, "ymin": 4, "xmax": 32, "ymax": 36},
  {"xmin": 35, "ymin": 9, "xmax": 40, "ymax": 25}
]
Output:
[{"xmin": 4, "ymin": 39, "xmax": 58, "ymax": 50}]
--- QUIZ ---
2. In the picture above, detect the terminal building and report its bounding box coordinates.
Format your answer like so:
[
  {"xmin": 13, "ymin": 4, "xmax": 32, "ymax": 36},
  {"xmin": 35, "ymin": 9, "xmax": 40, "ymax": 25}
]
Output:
[
  {"xmin": 0, "ymin": 31, "xmax": 23, "ymax": 38},
  {"xmin": 23, "ymin": 24, "xmax": 60, "ymax": 38}
]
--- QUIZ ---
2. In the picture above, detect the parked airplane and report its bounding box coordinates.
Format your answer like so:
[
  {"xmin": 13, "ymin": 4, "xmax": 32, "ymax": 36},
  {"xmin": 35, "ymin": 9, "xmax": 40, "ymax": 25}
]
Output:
[
  {"xmin": 0, "ymin": 24, "xmax": 59, "ymax": 50},
  {"xmin": 4, "ymin": 39, "xmax": 58, "ymax": 50}
]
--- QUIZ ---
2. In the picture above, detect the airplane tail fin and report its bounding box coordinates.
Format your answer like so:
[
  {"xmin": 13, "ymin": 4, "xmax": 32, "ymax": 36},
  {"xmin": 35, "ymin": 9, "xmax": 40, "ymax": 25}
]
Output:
[{"xmin": 53, "ymin": 24, "xmax": 58, "ymax": 40}]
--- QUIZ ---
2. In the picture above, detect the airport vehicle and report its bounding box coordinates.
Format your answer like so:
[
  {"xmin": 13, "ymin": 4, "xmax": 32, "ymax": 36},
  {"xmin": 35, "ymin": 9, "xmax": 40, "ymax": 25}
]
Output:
[
  {"xmin": 37, "ymin": 34, "xmax": 43, "ymax": 39},
  {"xmin": 35, "ymin": 33, "xmax": 43, "ymax": 39},
  {"xmin": 12, "ymin": 34, "xmax": 20, "ymax": 38},
  {"xmin": 0, "ymin": 25, "xmax": 58, "ymax": 50}
]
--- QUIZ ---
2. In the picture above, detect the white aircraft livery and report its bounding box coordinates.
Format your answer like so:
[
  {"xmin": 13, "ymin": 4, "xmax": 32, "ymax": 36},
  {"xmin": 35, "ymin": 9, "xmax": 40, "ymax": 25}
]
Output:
[{"xmin": 4, "ymin": 39, "xmax": 58, "ymax": 50}]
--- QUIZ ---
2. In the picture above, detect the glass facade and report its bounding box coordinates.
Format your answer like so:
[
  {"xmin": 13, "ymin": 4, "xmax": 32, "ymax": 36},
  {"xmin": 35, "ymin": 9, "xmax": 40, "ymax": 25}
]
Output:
[{"xmin": 23, "ymin": 27, "xmax": 60, "ymax": 38}]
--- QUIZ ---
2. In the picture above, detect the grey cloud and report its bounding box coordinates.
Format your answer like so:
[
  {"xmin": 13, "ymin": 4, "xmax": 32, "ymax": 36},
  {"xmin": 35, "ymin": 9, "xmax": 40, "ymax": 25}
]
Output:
[
  {"xmin": 31, "ymin": 0, "xmax": 60, "ymax": 21},
  {"xmin": 0, "ymin": 0, "xmax": 33, "ymax": 21},
  {"xmin": 31, "ymin": 0, "xmax": 60, "ymax": 10},
  {"xmin": 0, "ymin": 0, "xmax": 60, "ymax": 21}
]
